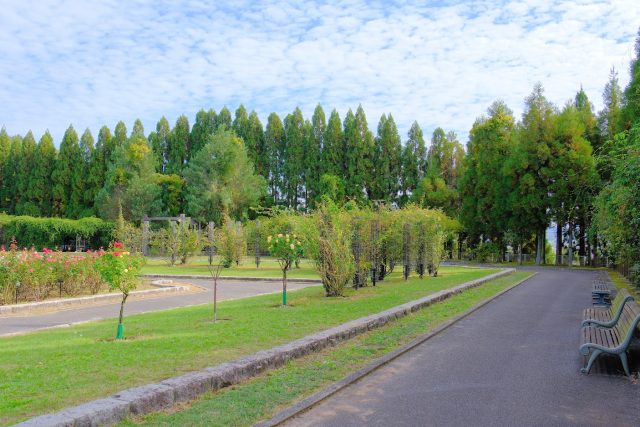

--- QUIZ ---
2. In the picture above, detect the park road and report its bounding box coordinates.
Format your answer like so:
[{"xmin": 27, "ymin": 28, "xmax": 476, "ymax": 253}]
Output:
[{"xmin": 284, "ymin": 268, "xmax": 639, "ymax": 427}]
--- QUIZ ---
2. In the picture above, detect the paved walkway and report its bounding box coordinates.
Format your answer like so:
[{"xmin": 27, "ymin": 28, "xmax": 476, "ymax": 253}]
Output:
[
  {"xmin": 0, "ymin": 278, "xmax": 317, "ymax": 336},
  {"xmin": 285, "ymin": 268, "xmax": 639, "ymax": 427}
]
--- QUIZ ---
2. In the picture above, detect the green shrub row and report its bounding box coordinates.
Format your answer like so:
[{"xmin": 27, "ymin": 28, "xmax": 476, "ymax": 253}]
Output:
[{"xmin": 0, "ymin": 214, "xmax": 114, "ymax": 250}]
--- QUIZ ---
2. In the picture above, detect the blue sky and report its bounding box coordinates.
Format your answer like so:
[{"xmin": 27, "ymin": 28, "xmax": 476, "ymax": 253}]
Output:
[{"xmin": 0, "ymin": 0, "xmax": 638, "ymax": 145}]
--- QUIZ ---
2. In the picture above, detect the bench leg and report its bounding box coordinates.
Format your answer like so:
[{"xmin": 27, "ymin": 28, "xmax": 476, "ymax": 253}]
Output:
[
  {"xmin": 581, "ymin": 349, "xmax": 602, "ymax": 374},
  {"xmin": 619, "ymin": 352, "xmax": 631, "ymax": 377}
]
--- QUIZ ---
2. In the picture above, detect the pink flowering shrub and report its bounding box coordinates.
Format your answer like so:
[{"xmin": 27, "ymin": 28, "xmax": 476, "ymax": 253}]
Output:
[{"xmin": 0, "ymin": 246, "xmax": 112, "ymax": 305}]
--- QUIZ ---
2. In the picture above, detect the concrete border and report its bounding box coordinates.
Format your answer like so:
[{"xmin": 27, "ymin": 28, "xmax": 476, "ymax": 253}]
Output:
[
  {"xmin": 15, "ymin": 269, "xmax": 514, "ymax": 427},
  {"xmin": 0, "ymin": 280, "xmax": 189, "ymax": 316},
  {"xmin": 255, "ymin": 271, "xmax": 536, "ymax": 427},
  {"xmin": 142, "ymin": 274, "xmax": 322, "ymax": 283}
]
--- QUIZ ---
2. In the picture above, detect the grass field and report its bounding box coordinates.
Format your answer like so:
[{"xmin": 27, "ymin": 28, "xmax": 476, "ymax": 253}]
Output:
[
  {"xmin": 121, "ymin": 271, "xmax": 533, "ymax": 426},
  {"xmin": 608, "ymin": 270, "xmax": 639, "ymax": 298},
  {"xmin": 141, "ymin": 256, "xmax": 319, "ymax": 279},
  {"xmin": 0, "ymin": 266, "xmax": 500, "ymax": 426}
]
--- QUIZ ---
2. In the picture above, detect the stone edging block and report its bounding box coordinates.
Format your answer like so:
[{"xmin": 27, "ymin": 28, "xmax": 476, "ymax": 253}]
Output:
[{"xmin": 15, "ymin": 269, "xmax": 513, "ymax": 427}]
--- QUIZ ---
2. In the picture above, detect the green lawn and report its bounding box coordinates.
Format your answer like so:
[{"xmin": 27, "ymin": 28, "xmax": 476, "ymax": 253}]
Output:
[
  {"xmin": 608, "ymin": 270, "xmax": 639, "ymax": 298},
  {"xmin": 0, "ymin": 266, "xmax": 500, "ymax": 426},
  {"xmin": 141, "ymin": 256, "xmax": 319, "ymax": 279},
  {"xmin": 121, "ymin": 271, "xmax": 533, "ymax": 426}
]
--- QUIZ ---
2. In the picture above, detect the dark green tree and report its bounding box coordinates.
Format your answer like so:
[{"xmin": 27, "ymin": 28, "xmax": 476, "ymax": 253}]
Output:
[
  {"xmin": 31, "ymin": 131, "xmax": 56, "ymax": 217},
  {"xmin": 5, "ymin": 135, "xmax": 22, "ymax": 213},
  {"xmin": 0, "ymin": 128, "xmax": 10, "ymax": 211},
  {"xmin": 322, "ymin": 109, "xmax": 344, "ymax": 177},
  {"xmin": 75, "ymin": 128, "xmax": 95, "ymax": 217},
  {"xmin": 265, "ymin": 112, "xmax": 284, "ymax": 205},
  {"xmin": 401, "ymin": 121, "xmax": 426, "ymax": 202},
  {"xmin": 190, "ymin": 109, "xmax": 216, "ymax": 158},
  {"xmin": 52, "ymin": 125, "xmax": 82, "ymax": 217},
  {"xmin": 167, "ymin": 115, "xmax": 190, "ymax": 174},
  {"xmin": 150, "ymin": 117, "xmax": 171, "ymax": 173},
  {"xmin": 113, "ymin": 121, "xmax": 128, "ymax": 150},
  {"xmin": 508, "ymin": 83, "xmax": 557, "ymax": 264},
  {"xmin": 246, "ymin": 111, "xmax": 265, "ymax": 176},
  {"xmin": 283, "ymin": 107, "xmax": 306, "ymax": 208},
  {"xmin": 306, "ymin": 104, "xmax": 325, "ymax": 206},
  {"xmin": 15, "ymin": 131, "xmax": 37, "ymax": 215},
  {"xmin": 459, "ymin": 100, "xmax": 515, "ymax": 245},
  {"xmin": 216, "ymin": 106, "xmax": 232, "ymax": 130},
  {"xmin": 344, "ymin": 105, "xmax": 374, "ymax": 202},
  {"xmin": 96, "ymin": 130, "xmax": 162, "ymax": 221},
  {"xmin": 183, "ymin": 130, "xmax": 266, "ymax": 224},
  {"xmin": 372, "ymin": 114, "xmax": 402, "ymax": 202}
]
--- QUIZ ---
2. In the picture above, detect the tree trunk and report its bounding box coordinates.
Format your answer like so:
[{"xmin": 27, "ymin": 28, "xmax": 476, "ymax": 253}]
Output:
[
  {"xmin": 578, "ymin": 216, "xmax": 586, "ymax": 265},
  {"xmin": 282, "ymin": 266, "xmax": 288, "ymax": 306},
  {"xmin": 535, "ymin": 228, "xmax": 544, "ymax": 265},
  {"xmin": 593, "ymin": 234, "xmax": 599, "ymax": 266},
  {"xmin": 567, "ymin": 223, "xmax": 574, "ymax": 268},
  {"xmin": 556, "ymin": 221, "xmax": 563, "ymax": 265},
  {"xmin": 118, "ymin": 292, "xmax": 129, "ymax": 325}
]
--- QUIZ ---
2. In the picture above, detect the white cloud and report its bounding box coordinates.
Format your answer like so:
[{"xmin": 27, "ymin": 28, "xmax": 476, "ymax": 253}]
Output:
[{"xmin": 0, "ymin": 0, "xmax": 638, "ymax": 145}]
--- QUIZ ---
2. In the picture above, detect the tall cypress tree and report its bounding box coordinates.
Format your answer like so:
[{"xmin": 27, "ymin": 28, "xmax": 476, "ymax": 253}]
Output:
[
  {"xmin": 344, "ymin": 105, "xmax": 374, "ymax": 201},
  {"xmin": 86, "ymin": 126, "xmax": 112, "ymax": 213},
  {"xmin": 190, "ymin": 109, "xmax": 216, "ymax": 158},
  {"xmin": 459, "ymin": 101, "xmax": 515, "ymax": 243},
  {"xmin": 247, "ymin": 111, "xmax": 265, "ymax": 177},
  {"xmin": 0, "ymin": 128, "xmax": 11, "ymax": 211},
  {"xmin": 620, "ymin": 29, "xmax": 640, "ymax": 130},
  {"xmin": 372, "ymin": 114, "xmax": 402, "ymax": 202},
  {"xmin": 130, "ymin": 119, "xmax": 144, "ymax": 138},
  {"xmin": 509, "ymin": 83, "xmax": 557, "ymax": 264},
  {"xmin": 76, "ymin": 128, "xmax": 95, "ymax": 217},
  {"xmin": 264, "ymin": 113, "xmax": 284, "ymax": 205},
  {"xmin": 322, "ymin": 109, "xmax": 344, "ymax": 178},
  {"xmin": 216, "ymin": 107, "xmax": 232, "ymax": 131},
  {"xmin": 31, "ymin": 131, "xmax": 57, "ymax": 217},
  {"xmin": 598, "ymin": 68, "xmax": 623, "ymax": 146},
  {"xmin": 150, "ymin": 117, "xmax": 171, "ymax": 173},
  {"xmin": 401, "ymin": 121, "xmax": 426, "ymax": 201},
  {"xmin": 15, "ymin": 131, "xmax": 37, "ymax": 215},
  {"xmin": 167, "ymin": 115, "xmax": 190, "ymax": 174},
  {"xmin": 307, "ymin": 105, "xmax": 325, "ymax": 206},
  {"xmin": 5, "ymin": 135, "xmax": 22, "ymax": 213},
  {"xmin": 113, "ymin": 121, "xmax": 128, "ymax": 150},
  {"xmin": 283, "ymin": 107, "xmax": 305, "ymax": 208},
  {"xmin": 52, "ymin": 125, "xmax": 82, "ymax": 217}
]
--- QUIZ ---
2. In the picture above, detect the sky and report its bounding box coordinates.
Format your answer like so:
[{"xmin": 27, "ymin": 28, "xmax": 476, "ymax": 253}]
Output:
[{"xmin": 0, "ymin": 0, "xmax": 639, "ymax": 146}]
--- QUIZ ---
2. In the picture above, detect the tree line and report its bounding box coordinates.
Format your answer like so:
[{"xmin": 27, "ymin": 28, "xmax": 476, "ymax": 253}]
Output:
[
  {"xmin": 1, "ymin": 27, "xmax": 639, "ymax": 277},
  {"xmin": 0, "ymin": 104, "xmax": 463, "ymax": 221}
]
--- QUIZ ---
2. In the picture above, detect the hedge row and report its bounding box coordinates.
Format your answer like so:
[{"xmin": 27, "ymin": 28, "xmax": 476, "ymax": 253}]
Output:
[{"xmin": 0, "ymin": 214, "xmax": 114, "ymax": 250}]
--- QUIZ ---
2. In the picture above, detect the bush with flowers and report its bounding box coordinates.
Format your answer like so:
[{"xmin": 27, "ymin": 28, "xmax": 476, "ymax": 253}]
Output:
[
  {"xmin": 267, "ymin": 233, "xmax": 303, "ymax": 306},
  {"xmin": 94, "ymin": 241, "xmax": 145, "ymax": 339},
  {"xmin": 0, "ymin": 245, "xmax": 113, "ymax": 305}
]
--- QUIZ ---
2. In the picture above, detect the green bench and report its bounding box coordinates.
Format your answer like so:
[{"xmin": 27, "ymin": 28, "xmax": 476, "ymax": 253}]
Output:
[
  {"xmin": 580, "ymin": 299, "xmax": 640, "ymax": 376},
  {"xmin": 582, "ymin": 289, "xmax": 634, "ymax": 328}
]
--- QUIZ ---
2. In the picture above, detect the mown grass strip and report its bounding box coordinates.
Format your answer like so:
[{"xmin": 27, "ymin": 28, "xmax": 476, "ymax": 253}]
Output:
[
  {"xmin": 121, "ymin": 271, "xmax": 532, "ymax": 427},
  {"xmin": 141, "ymin": 257, "xmax": 319, "ymax": 279},
  {"xmin": 0, "ymin": 266, "xmax": 497, "ymax": 426}
]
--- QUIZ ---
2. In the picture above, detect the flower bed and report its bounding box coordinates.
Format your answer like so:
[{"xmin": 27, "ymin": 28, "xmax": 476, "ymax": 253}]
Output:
[{"xmin": 0, "ymin": 246, "xmax": 107, "ymax": 305}]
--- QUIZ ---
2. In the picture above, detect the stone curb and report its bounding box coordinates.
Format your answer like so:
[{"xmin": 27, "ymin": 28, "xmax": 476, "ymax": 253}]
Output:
[
  {"xmin": 0, "ymin": 281, "xmax": 188, "ymax": 316},
  {"xmin": 255, "ymin": 271, "xmax": 536, "ymax": 427},
  {"xmin": 16, "ymin": 269, "xmax": 514, "ymax": 427},
  {"xmin": 142, "ymin": 274, "xmax": 322, "ymax": 283}
]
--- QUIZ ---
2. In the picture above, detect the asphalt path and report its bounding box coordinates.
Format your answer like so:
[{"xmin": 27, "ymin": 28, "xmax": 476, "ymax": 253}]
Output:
[
  {"xmin": 0, "ymin": 277, "xmax": 318, "ymax": 336},
  {"xmin": 284, "ymin": 268, "xmax": 639, "ymax": 427}
]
